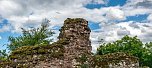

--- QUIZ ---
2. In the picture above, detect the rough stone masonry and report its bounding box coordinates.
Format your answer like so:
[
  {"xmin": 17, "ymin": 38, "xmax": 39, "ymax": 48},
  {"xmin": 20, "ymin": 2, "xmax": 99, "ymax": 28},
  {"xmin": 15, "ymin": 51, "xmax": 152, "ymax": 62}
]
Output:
[
  {"xmin": 59, "ymin": 18, "xmax": 92, "ymax": 68},
  {"xmin": 0, "ymin": 18, "xmax": 139, "ymax": 68}
]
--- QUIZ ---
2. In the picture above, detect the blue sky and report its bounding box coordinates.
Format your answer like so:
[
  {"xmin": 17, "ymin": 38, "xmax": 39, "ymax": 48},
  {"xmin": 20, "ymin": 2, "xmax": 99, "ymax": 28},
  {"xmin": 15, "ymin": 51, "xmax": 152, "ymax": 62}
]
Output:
[
  {"xmin": 85, "ymin": 0, "xmax": 127, "ymax": 8},
  {"xmin": 0, "ymin": 0, "xmax": 152, "ymax": 52}
]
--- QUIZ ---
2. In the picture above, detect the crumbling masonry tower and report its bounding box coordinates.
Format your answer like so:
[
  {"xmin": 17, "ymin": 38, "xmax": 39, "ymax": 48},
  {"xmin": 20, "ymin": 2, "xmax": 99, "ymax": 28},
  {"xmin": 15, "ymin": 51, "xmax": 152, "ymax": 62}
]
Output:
[{"xmin": 58, "ymin": 18, "xmax": 92, "ymax": 67}]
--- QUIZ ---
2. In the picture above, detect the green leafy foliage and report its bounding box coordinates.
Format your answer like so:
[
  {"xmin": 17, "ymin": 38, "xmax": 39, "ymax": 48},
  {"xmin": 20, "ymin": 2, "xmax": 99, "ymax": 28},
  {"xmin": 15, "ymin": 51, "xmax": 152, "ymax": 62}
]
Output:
[
  {"xmin": 0, "ymin": 49, "xmax": 8, "ymax": 61},
  {"xmin": 0, "ymin": 39, "xmax": 68, "ymax": 67},
  {"xmin": 7, "ymin": 19, "xmax": 54, "ymax": 51},
  {"xmin": 142, "ymin": 42, "xmax": 152, "ymax": 67},
  {"xmin": 79, "ymin": 54, "xmax": 88, "ymax": 62},
  {"xmin": 97, "ymin": 35, "xmax": 152, "ymax": 67},
  {"xmin": 76, "ymin": 54, "xmax": 90, "ymax": 68},
  {"xmin": 80, "ymin": 64, "xmax": 89, "ymax": 68}
]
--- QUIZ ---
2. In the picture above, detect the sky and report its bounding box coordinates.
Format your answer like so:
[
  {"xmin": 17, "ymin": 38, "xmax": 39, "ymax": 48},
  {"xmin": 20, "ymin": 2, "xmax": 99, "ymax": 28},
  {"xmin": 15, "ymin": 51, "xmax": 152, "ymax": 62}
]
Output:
[{"xmin": 0, "ymin": 0, "xmax": 152, "ymax": 53}]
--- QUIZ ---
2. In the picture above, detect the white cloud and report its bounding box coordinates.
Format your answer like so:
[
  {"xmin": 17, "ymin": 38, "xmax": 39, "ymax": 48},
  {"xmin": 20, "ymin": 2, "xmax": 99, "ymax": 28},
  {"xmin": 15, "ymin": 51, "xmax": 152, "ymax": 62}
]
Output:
[
  {"xmin": 86, "ymin": 0, "xmax": 104, "ymax": 4},
  {"xmin": 117, "ymin": 28, "xmax": 130, "ymax": 36},
  {"xmin": 126, "ymin": 0, "xmax": 152, "ymax": 9},
  {"xmin": 126, "ymin": 0, "xmax": 145, "ymax": 5},
  {"xmin": 90, "ymin": 21, "xmax": 152, "ymax": 53},
  {"xmin": 106, "ymin": 7, "xmax": 126, "ymax": 21},
  {"xmin": 123, "ymin": 7, "xmax": 151, "ymax": 16},
  {"xmin": 0, "ymin": 16, "xmax": 3, "ymax": 23},
  {"xmin": 122, "ymin": 0, "xmax": 152, "ymax": 16},
  {"xmin": 0, "ymin": 36, "xmax": 2, "ymax": 40},
  {"xmin": 0, "ymin": 24, "xmax": 11, "ymax": 32},
  {"xmin": 0, "ymin": 0, "xmax": 152, "ymax": 53},
  {"xmin": 0, "ymin": 0, "xmax": 108, "ymax": 33},
  {"xmin": 90, "ymin": 31, "xmax": 101, "ymax": 53},
  {"xmin": 147, "ymin": 14, "xmax": 152, "ymax": 21},
  {"xmin": 0, "ymin": 0, "xmax": 24, "ymax": 17},
  {"xmin": 0, "ymin": 0, "xmax": 108, "ymax": 53}
]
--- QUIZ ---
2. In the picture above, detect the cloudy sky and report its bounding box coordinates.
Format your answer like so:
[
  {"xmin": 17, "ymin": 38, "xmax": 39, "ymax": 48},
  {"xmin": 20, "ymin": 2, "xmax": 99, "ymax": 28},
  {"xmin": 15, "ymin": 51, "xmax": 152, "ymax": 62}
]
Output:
[{"xmin": 0, "ymin": 0, "xmax": 152, "ymax": 53}]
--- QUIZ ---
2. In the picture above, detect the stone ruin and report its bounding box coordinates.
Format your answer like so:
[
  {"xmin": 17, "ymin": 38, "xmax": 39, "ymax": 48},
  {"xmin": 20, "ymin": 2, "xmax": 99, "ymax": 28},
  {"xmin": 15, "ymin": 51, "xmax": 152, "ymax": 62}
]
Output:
[
  {"xmin": 0, "ymin": 18, "xmax": 139, "ymax": 68},
  {"xmin": 58, "ymin": 18, "xmax": 92, "ymax": 68}
]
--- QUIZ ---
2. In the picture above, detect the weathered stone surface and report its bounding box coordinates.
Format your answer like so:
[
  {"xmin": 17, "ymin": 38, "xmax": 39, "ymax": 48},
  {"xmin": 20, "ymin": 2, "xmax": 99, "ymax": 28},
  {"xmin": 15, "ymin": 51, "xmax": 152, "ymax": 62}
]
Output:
[
  {"xmin": 0, "ymin": 18, "xmax": 139, "ymax": 68},
  {"xmin": 93, "ymin": 52, "xmax": 139, "ymax": 68},
  {"xmin": 60, "ymin": 18, "xmax": 92, "ymax": 68},
  {"xmin": 0, "ymin": 40, "xmax": 66, "ymax": 68}
]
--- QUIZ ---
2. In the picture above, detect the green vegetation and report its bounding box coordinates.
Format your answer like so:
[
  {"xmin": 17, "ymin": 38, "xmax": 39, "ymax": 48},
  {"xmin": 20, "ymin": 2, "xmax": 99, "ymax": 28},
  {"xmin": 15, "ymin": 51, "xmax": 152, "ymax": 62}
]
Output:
[
  {"xmin": 7, "ymin": 19, "xmax": 54, "ymax": 51},
  {"xmin": 80, "ymin": 64, "xmax": 89, "ymax": 68},
  {"xmin": 0, "ymin": 18, "xmax": 152, "ymax": 67},
  {"xmin": 0, "ymin": 49, "xmax": 8, "ymax": 61},
  {"xmin": 93, "ymin": 52, "xmax": 138, "ymax": 67},
  {"xmin": 0, "ymin": 19, "xmax": 54, "ymax": 61},
  {"xmin": 142, "ymin": 42, "xmax": 152, "ymax": 67},
  {"xmin": 64, "ymin": 18, "xmax": 85, "ymax": 24},
  {"xmin": 0, "ymin": 39, "xmax": 68, "ymax": 67},
  {"xmin": 76, "ymin": 54, "xmax": 90, "ymax": 68},
  {"xmin": 97, "ymin": 35, "xmax": 152, "ymax": 67}
]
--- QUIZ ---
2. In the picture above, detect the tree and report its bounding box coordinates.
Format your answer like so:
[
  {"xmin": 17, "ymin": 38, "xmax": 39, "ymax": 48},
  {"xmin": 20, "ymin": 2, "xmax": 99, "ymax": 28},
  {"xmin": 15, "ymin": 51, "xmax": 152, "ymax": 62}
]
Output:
[
  {"xmin": 7, "ymin": 19, "xmax": 55, "ymax": 51},
  {"xmin": 97, "ymin": 35, "xmax": 152, "ymax": 67},
  {"xmin": 142, "ymin": 42, "xmax": 152, "ymax": 67},
  {"xmin": 0, "ymin": 49, "xmax": 8, "ymax": 61}
]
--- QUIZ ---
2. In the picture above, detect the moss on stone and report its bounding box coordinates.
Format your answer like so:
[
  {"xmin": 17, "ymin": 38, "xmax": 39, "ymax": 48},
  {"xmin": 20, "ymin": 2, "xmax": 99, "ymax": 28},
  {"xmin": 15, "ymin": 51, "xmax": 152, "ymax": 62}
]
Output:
[
  {"xmin": 0, "ymin": 18, "xmax": 139, "ymax": 68},
  {"xmin": 93, "ymin": 52, "xmax": 139, "ymax": 67},
  {"xmin": 64, "ymin": 18, "xmax": 86, "ymax": 24},
  {"xmin": 0, "ymin": 39, "xmax": 69, "ymax": 67}
]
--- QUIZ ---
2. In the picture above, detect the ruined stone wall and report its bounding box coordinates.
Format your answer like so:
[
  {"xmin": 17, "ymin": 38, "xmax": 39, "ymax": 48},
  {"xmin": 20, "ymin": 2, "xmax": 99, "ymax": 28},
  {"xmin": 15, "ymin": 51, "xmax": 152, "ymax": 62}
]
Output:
[
  {"xmin": 0, "ymin": 18, "xmax": 139, "ymax": 68},
  {"xmin": 58, "ymin": 18, "xmax": 92, "ymax": 68},
  {"xmin": 34, "ymin": 18, "xmax": 92, "ymax": 68},
  {"xmin": 93, "ymin": 52, "xmax": 139, "ymax": 68},
  {"xmin": 0, "ymin": 40, "xmax": 66, "ymax": 68}
]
